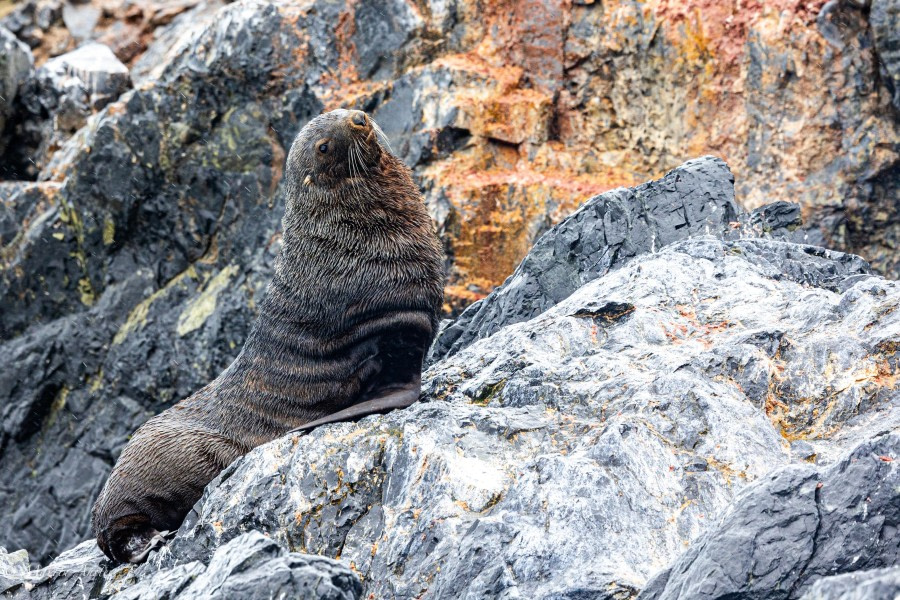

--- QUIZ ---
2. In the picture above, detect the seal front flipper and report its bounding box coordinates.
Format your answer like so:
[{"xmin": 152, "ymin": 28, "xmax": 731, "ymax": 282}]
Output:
[{"xmin": 290, "ymin": 384, "xmax": 420, "ymax": 433}]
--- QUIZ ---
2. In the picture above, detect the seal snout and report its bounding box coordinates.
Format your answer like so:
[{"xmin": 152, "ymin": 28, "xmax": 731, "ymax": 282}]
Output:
[{"xmin": 348, "ymin": 110, "xmax": 369, "ymax": 131}]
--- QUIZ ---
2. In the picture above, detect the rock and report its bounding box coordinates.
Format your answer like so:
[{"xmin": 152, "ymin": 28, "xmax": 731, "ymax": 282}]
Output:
[
  {"xmin": 639, "ymin": 433, "xmax": 900, "ymax": 599},
  {"xmin": 41, "ymin": 42, "xmax": 131, "ymax": 109},
  {"xmin": 430, "ymin": 155, "xmax": 778, "ymax": 362},
  {"xmin": 5, "ymin": 539, "xmax": 106, "ymax": 600},
  {"xmin": 4, "ymin": 42, "xmax": 132, "ymax": 179},
  {"xmin": 114, "ymin": 231, "xmax": 891, "ymax": 599},
  {"xmin": 2, "ymin": 148, "xmax": 899, "ymax": 596},
  {"xmin": 799, "ymin": 567, "xmax": 900, "ymax": 600},
  {"xmin": 2, "ymin": 532, "xmax": 361, "ymax": 599},
  {"xmin": 0, "ymin": 26, "xmax": 33, "ymax": 159},
  {"xmin": 61, "ymin": 2, "xmax": 101, "ymax": 41},
  {"xmin": 111, "ymin": 532, "xmax": 361, "ymax": 600},
  {"xmin": 0, "ymin": 547, "xmax": 30, "ymax": 594},
  {"xmin": 871, "ymin": 0, "xmax": 900, "ymax": 111},
  {"xmin": 1, "ymin": 0, "xmax": 899, "ymax": 583},
  {"xmin": 0, "ymin": 1, "xmax": 63, "ymax": 49},
  {"xmin": 129, "ymin": 1, "xmax": 228, "ymax": 85}
]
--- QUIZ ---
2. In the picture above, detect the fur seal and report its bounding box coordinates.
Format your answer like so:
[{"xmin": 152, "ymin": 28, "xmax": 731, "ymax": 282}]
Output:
[{"xmin": 91, "ymin": 109, "xmax": 445, "ymax": 564}]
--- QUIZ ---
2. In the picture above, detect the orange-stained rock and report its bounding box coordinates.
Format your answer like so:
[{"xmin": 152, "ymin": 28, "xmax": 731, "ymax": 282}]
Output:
[{"xmin": 2, "ymin": 0, "xmax": 898, "ymax": 310}]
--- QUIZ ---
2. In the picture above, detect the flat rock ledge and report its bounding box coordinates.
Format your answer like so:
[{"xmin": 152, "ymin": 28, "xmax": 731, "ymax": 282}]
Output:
[{"xmin": 2, "ymin": 156, "xmax": 898, "ymax": 600}]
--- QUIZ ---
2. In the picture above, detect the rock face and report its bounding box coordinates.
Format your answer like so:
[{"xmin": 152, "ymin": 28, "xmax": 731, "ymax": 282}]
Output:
[
  {"xmin": 0, "ymin": 27, "xmax": 33, "ymax": 157},
  {"xmin": 3, "ymin": 155, "xmax": 897, "ymax": 599},
  {"xmin": 800, "ymin": 568, "xmax": 900, "ymax": 600},
  {"xmin": 0, "ymin": 0, "xmax": 898, "ymax": 593},
  {"xmin": 639, "ymin": 433, "xmax": 900, "ymax": 599},
  {"xmin": 1, "ymin": 0, "xmax": 899, "ymax": 295},
  {"xmin": 2, "ymin": 532, "xmax": 362, "ymax": 600},
  {"xmin": 5, "ymin": 42, "xmax": 132, "ymax": 179}
]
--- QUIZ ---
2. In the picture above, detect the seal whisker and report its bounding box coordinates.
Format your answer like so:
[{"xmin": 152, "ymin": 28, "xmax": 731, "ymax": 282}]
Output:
[{"xmin": 371, "ymin": 121, "xmax": 393, "ymax": 153}]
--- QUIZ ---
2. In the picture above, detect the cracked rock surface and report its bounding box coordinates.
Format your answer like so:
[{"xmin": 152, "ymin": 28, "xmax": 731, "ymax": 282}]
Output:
[{"xmin": 3, "ymin": 156, "xmax": 897, "ymax": 599}]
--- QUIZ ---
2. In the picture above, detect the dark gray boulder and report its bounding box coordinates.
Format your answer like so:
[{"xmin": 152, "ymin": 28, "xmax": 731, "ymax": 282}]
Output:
[
  {"xmin": 799, "ymin": 567, "xmax": 900, "ymax": 600},
  {"xmin": 428, "ymin": 156, "xmax": 856, "ymax": 364},
  {"xmin": 428, "ymin": 155, "xmax": 743, "ymax": 363},
  {"xmin": 0, "ymin": 26, "xmax": 33, "ymax": 158},
  {"xmin": 4, "ymin": 42, "xmax": 131, "ymax": 179},
  {"xmin": 639, "ymin": 433, "xmax": 900, "ymax": 600}
]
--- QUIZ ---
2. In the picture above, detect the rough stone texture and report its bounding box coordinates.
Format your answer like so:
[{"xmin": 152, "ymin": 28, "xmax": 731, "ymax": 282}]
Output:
[
  {"xmin": 2, "ymin": 41, "xmax": 132, "ymax": 179},
  {"xmin": 871, "ymin": 0, "xmax": 900, "ymax": 111},
  {"xmin": 2, "ymin": 150, "xmax": 898, "ymax": 596},
  {"xmin": 0, "ymin": 0, "xmax": 898, "ymax": 585},
  {"xmin": 2, "ymin": 532, "xmax": 361, "ymax": 600},
  {"xmin": 0, "ymin": 26, "xmax": 33, "ymax": 157},
  {"xmin": 639, "ymin": 433, "xmax": 900, "ymax": 599},
  {"xmin": 799, "ymin": 567, "xmax": 900, "ymax": 600},
  {"xmin": 6, "ymin": 227, "xmax": 898, "ymax": 598},
  {"xmin": 0, "ymin": 548, "xmax": 30, "ymax": 594},
  {"xmin": 2, "ymin": 0, "xmax": 899, "ymax": 297},
  {"xmin": 430, "ymin": 155, "xmax": 742, "ymax": 361}
]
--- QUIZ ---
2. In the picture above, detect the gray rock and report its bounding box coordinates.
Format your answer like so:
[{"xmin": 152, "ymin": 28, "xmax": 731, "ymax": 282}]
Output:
[
  {"xmin": 109, "ymin": 532, "xmax": 361, "ymax": 600},
  {"xmin": 6, "ymin": 42, "xmax": 132, "ymax": 178},
  {"xmin": 871, "ymin": 0, "xmax": 900, "ymax": 111},
  {"xmin": 0, "ymin": 1, "xmax": 62, "ymax": 49},
  {"xmin": 130, "ymin": 1, "xmax": 228, "ymax": 86},
  {"xmin": 0, "ymin": 26, "xmax": 33, "ymax": 157},
  {"xmin": 0, "ymin": 547, "xmax": 30, "ymax": 594},
  {"xmin": 428, "ymin": 155, "xmax": 743, "ymax": 363},
  {"xmin": 3, "ymin": 531, "xmax": 361, "ymax": 600},
  {"xmin": 134, "ymin": 235, "xmax": 893, "ymax": 599},
  {"xmin": 41, "ymin": 42, "xmax": 131, "ymax": 110},
  {"xmin": 61, "ymin": 2, "xmax": 101, "ymax": 41},
  {"xmin": 427, "ymin": 157, "xmax": 867, "ymax": 364},
  {"xmin": 639, "ymin": 433, "xmax": 900, "ymax": 600},
  {"xmin": 5, "ymin": 539, "xmax": 106, "ymax": 599},
  {"xmin": 800, "ymin": 567, "xmax": 900, "ymax": 600}
]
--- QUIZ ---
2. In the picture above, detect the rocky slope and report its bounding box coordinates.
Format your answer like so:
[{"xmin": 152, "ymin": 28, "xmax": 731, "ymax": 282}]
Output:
[
  {"xmin": 1, "ymin": 0, "xmax": 899, "ymax": 304},
  {"xmin": 0, "ymin": 0, "xmax": 898, "ymax": 596},
  {"xmin": 2, "ymin": 156, "xmax": 898, "ymax": 599}
]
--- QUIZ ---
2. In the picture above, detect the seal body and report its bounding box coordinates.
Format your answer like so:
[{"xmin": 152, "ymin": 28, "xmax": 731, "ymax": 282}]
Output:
[{"xmin": 91, "ymin": 109, "xmax": 445, "ymax": 563}]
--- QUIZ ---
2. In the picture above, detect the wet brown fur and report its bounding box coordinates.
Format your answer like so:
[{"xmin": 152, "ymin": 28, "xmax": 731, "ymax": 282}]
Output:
[{"xmin": 91, "ymin": 110, "xmax": 445, "ymax": 563}]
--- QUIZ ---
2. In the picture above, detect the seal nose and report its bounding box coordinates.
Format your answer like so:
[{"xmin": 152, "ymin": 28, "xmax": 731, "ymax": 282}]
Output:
[{"xmin": 349, "ymin": 110, "xmax": 368, "ymax": 130}]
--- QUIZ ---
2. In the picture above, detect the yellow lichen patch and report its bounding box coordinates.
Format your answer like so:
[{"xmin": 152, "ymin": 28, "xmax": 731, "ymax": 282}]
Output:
[
  {"xmin": 44, "ymin": 386, "xmax": 69, "ymax": 431},
  {"xmin": 78, "ymin": 277, "xmax": 95, "ymax": 307},
  {"xmin": 89, "ymin": 368, "xmax": 104, "ymax": 393},
  {"xmin": 112, "ymin": 265, "xmax": 199, "ymax": 345},
  {"xmin": 102, "ymin": 217, "xmax": 115, "ymax": 246},
  {"xmin": 176, "ymin": 264, "xmax": 239, "ymax": 337}
]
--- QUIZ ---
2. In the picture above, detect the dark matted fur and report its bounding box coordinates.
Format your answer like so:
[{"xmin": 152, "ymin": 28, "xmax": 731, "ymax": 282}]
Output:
[{"xmin": 91, "ymin": 110, "xmax": 445, "ymax": 564}]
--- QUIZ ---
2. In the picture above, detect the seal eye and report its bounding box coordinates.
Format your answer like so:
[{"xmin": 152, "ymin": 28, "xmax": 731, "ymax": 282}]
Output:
[{"xmin": 318, "ymin": 142, "xmax": 329, "ymax": 154}]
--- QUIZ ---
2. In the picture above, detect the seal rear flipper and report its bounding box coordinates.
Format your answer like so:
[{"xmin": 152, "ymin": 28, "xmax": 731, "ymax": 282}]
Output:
[
  {"xmin": 99, "ymin": 515, "xmax": 173, "ymax": 564},
  {"xmin": 290, "ymin": 385, "xmax": 419, "ymax": 433}
]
